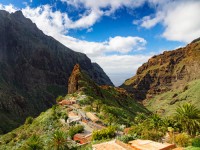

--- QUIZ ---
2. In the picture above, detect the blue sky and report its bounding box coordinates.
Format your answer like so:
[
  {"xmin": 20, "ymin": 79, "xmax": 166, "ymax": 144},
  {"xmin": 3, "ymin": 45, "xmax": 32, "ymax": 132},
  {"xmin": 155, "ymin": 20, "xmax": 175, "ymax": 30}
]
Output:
[{"xmin": 1, "ymin": 0, "xmax": 200, "ymax": 86}]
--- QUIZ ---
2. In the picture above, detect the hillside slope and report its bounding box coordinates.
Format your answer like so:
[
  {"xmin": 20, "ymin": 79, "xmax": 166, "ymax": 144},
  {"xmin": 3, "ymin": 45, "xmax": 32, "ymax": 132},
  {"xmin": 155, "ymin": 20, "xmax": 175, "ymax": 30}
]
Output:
[
  {"xmin": 122, "ymin": 38, "xmax": 200, "ymax": 100},
  {"xmin": 67, "ymin": 64, "xmax": 149, "ymax": 125},
  {"xmin": 145, "ymin": 79, "xmax": 200, "ymax": 116},
  {"xmin": 121, "ymin": 38, "xmax": 200, "ymax": 116},
  {"xmin": 0, "ymin": 64, "xmax": 149, "ymax": 149},
  {"xmin": 0, "ymin": 10, "xmax": 113, "ymax": 133}
]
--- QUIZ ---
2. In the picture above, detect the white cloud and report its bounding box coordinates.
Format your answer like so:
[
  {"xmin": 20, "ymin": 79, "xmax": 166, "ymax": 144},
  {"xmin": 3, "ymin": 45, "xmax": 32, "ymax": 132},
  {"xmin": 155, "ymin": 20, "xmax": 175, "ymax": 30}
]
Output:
[
  {"xmin": 61, "ymin": 0, "xmax": 146, "ymax": 28},
  {"xmin": 162, "ymin": 1, "xmax": 200, "ymax": 43},
  {"xmin": 134, "ymin": 12, "xmax": 163, "ymax": 29},
  {"xmin": 136, "ymin": 0, "xmax": 200, "ymax": 43},
  {"xmin": 0, "ymin": 4, "xmax": 18, "ymax": 13},
  {"xmin": 107, "ymin": 36, "xmax": 146, "ymax": 53},
  {"xmin": 52, "ymin": 34, "xmax": 146, "ymax": 57},
  {"xmin": 94, "ymin": 55, "xmax": 152, "ymax": 86}
]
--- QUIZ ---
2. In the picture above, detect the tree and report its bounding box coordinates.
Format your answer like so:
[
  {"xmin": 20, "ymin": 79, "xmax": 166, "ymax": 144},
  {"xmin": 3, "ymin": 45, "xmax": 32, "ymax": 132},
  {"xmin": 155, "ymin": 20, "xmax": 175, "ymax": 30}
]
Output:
[
  {"xmin": 51, "ymin": 130, "xmax": 68, "ymax": 150},
  {"xmin": 26, "ymin": 135, "xmax": 43, "ymax": 150},
  {"xmin": 175, "ymin": 103, "xmax": 200, "ymax": 136}
]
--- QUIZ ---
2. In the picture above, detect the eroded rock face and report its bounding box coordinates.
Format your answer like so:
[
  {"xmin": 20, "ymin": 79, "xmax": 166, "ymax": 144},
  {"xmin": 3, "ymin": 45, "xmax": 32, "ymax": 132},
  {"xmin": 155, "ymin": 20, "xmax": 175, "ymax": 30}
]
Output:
[
  {"xmin": 121, "ymin": 38, "xmax": 200, "ymax": 100},
  {"xmin": 68, "ymin": 64, "xmax": 81, "ymax": 94},
  {"xmin": 0, "ymin": 10, "xmax": 113, "ymax": 133}
]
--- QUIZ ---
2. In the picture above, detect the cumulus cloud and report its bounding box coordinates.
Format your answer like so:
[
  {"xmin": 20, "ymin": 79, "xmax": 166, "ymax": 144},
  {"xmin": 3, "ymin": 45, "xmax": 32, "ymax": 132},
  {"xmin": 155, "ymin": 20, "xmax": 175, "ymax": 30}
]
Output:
[
  {"xmin": 52, "ymin": 34, "xmax": 146, "ymax": 57},
  {"xmin": 136, "ymin": 0, "xmax": 200, "ymax": 43},
  {"xmin": 61, "ymin": 0, "xmax": 146, "ymax": 28},
  {"xmin": 162, "ymin": 1, "xmax": 200, "ymax": 43},
  {"xmin": 133, "ymin": 12, "xmax": 164, "ymax": 29}
]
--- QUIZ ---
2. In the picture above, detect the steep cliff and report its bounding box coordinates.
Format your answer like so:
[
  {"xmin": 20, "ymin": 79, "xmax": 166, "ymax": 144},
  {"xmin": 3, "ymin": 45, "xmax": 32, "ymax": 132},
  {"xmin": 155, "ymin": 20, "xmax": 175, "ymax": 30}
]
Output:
[
  {"xmin": 121, "ymin": 38, "xmax": 200, "ymax": 116},
  {"xmin": 122, "ymin": 39, "xmax": 200, "ymax": 100},
  {"xmin": 0, "ymin": 10, "xmax": 113, "ymax": 133}
]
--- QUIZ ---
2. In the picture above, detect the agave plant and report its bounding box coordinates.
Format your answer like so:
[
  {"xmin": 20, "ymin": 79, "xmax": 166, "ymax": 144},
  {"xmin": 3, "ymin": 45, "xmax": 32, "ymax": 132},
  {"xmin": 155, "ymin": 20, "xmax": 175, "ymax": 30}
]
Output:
[{"xmin": 175, "ymin": 103, "xmax": 200, "ymax": 136}]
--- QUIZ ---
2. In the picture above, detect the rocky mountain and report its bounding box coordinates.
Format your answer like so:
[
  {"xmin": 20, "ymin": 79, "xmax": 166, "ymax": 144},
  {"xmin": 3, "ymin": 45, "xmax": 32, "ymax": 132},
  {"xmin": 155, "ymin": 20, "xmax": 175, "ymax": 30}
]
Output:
[
  {"xmin": 121, "ymin": 38, "xmax": 200, "ymax": 116},
  {"xmin": 122, "ymin": 38, "xmax": 200, "ymax": 100},
  {"xmin": 0, "ymin": 10, "xmax": 113, "ymax": 133}
]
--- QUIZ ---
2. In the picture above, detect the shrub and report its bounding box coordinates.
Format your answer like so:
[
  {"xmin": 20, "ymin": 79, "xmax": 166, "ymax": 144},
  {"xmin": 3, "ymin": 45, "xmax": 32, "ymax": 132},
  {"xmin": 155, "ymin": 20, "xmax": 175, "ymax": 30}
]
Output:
[
  {"xmin": 3, "ymin": 132, "xmax": 17, "ymax": 144},
  {"xmin": 192, "ymin": 137, "xmax": 200, "ymax": 147},
  {"xmin": 172, "ymin": 93, "xmax": 178, "ymax": 98},
  {"xmin": 61, "ymin": 112, "xmax": 68, "ymax": 121},
  {"xmin": 68, "ymin": 125, "xmax": 84, "ymax": 138},
  {"xmin": 117, "ymin": 134, "xmax": 137, "ymax": 143},
  {"xmin": 183, "ymin": 85, "xmax": 188, "ymax": 92},
  {"xmin": 92, "ymin": 126, "xmax": 116, "ymax": 141},
  {"xmin": 175, "ymin": 133, "xmax": 190, "ymax": 147},
  {"xmin": 56, "ymin": 95, "xmax": 64, "ymax": 103},
  {"xmin": 141, "ymin": 129, "xmax": 164, "ymax": 141},
  {"xmin": 25, "ymin": 116, "xmax": 34, "ymax": 125},
  {"xmin": 84, "ymin": 106, "xmax": 93, "ymax": 112}
]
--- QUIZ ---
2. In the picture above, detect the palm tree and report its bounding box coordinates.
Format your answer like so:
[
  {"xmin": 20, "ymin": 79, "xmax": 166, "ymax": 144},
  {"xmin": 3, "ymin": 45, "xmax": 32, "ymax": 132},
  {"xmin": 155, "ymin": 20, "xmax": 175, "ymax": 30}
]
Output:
[
  {"xmin": 51, "ymin": 130, "xmax": 68, "ymax": 150},
  {"xmin": 26, "ymin": 135, "xmax": 43, "ymax": 150},
  {"xmin": 175, "ymin": 103, "xmax": 200, "ymax": 136}
]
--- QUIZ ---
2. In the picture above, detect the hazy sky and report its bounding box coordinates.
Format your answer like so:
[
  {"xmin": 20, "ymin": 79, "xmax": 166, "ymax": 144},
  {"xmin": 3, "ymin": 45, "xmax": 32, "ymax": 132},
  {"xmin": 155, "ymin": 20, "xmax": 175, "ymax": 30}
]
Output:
[{"xmin": 1, "ymin": 0, "xmax": 200, "ymax": 86}]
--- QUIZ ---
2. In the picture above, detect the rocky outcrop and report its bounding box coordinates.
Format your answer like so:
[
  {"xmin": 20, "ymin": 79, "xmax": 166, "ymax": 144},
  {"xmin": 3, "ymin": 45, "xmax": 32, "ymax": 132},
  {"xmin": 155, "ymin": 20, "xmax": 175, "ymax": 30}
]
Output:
[
  {"xmin": 68, "ymin": 64, "xmax": 81, "ymax": 94},
  {"xmin": 121, "ymin": 38, "xmax": 200, "ymax": 100},
  {"xmin": 67, "ymin": 64, "xmax": 103, "ymax": 97},
  {"xmin": 0, "ymin": 10, "xmax": 113, "ymax": 133}
]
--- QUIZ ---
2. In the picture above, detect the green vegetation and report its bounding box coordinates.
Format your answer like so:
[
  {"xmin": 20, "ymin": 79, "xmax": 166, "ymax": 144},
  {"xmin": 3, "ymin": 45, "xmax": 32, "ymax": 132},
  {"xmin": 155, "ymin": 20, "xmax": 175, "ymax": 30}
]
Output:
[
  {"xmin": 24, "ymin": 134, "xmax": 43, "ymax": 150},
  {"xmin": 92, "ymin": 126, "xmax": 116, "ymax": 141},
  {"xmin": 192, "ymin": 137, "xmax": 200, "ymax": 147},
  {"xmin": 0, "ymin": 106, "xmax": 72, "ymax": 149},
  {"xmin": 175, "ymin": 103, "xmax": 200, "ymax": 136},
  {"xmin": 56, "ymin": 95, "xmax": 64, "ymax": 103},
  {"xmin": 117, "ymin": 134, "xmax": 136, "ymax": 143},
  {"xmin": 68, "ymin": 125, "xmax": 84, "ymax": 138},
  {"xmin": 51, "ymin": 130, "xmax": 68, "ymax": 150},
  {"xmin": 128, "ymin": 114, "xmax": 166, "ymax": 141},
  {"xmin": 146, "ymin": 79, "xmax": 200, "ymax": 117},
  {"xmin": 175, "ymin": 133, "xmax": 190, "ymax": 147},
  {"xmin": 25, "ymin": 116, "xmax": 34, "ymax": 125}
]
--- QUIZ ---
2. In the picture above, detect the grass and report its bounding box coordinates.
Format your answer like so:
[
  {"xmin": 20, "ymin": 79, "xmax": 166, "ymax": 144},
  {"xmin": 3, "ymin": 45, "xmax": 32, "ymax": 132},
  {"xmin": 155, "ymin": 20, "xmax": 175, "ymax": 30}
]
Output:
[
  {"xmin": 185, "ymin": 146, "xmax": 200, "ymax": 150},
  {"xmin": 146, "ymin": 79, "xmax": 200, "ymax": 117}
]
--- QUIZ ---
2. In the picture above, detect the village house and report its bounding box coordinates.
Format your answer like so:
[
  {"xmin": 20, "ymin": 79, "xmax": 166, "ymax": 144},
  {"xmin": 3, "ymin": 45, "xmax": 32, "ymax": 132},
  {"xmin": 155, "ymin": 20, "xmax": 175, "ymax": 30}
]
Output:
[
  {"xmin": 128, "ymin": 139, "xmax": 176, "ymax": 150},
  {"xmin": 86, "ymin": 112, "xmax": 99, "ymax": 122},
  {"xmin": 73, "ymin": 133, "xmax": 92, "ymax": 144},
  {"xmin": 92, "ymin": 139, "xmax": 134, "ymax": 150},
  {"xmin": 58, "ymin": 100, "xmax": 76, "ymax": 106},
  {"xmin": 67, "ymin": 111, "xmax": 81, "ymax": 124}
]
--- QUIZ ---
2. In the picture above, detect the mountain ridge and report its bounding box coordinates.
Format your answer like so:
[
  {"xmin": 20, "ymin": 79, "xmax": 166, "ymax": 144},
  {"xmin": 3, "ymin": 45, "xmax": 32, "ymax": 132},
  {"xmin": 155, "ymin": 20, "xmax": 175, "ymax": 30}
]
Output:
[
  {"xmin": 121, "ymin": 37, "xmax": 200, "ymax": 116},
  {"xmin": 0, "ymin": 10, "xmax": 113, "ymax": 133}
]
